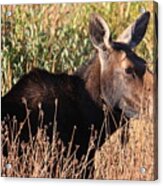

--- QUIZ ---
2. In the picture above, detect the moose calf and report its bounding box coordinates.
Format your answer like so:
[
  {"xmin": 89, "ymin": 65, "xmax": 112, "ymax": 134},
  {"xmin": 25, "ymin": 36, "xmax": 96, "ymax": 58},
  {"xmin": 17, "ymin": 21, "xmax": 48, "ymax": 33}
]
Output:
[{"xmin": 1, "ymin": 12, "xmax": 153, "ymax": 176}]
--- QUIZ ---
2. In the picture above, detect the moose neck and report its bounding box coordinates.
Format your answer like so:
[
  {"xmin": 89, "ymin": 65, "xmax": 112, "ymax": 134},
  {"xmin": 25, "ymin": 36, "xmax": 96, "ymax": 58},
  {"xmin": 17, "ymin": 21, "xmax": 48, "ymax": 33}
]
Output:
[{"xmin": 75, "ymin": 53, "xmax": 103, "ymax": 107}]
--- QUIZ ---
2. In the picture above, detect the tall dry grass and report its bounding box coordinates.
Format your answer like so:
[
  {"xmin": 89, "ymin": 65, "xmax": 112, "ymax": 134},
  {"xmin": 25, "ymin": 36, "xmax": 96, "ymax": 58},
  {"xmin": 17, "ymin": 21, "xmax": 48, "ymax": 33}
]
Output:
[
  {"xmin": 1, "ymin": 107, "xmax": 157, "ymax": 180},
  {"xmin": 1, "ymin": 116, "xmax": 96, "ymax": 178},
  {"xmin": 95, "ymin": 118, "xmax": 156, "ymax": 180}
]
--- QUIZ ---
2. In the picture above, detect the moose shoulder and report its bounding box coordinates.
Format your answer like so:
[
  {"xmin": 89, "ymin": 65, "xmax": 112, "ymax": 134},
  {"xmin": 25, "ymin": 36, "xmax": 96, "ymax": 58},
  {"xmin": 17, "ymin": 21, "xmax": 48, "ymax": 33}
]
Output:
[{"xmin": 2, "ymin": 12, "xmax": 153, "ymax": 163}]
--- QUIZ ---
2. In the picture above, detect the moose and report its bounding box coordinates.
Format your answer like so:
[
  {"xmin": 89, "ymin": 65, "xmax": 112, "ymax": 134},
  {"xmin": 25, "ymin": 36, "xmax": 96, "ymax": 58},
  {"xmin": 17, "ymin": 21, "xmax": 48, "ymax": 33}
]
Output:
[{"xmin": 1, "ymin": 11, "xmax": 153, "ymax": 177}]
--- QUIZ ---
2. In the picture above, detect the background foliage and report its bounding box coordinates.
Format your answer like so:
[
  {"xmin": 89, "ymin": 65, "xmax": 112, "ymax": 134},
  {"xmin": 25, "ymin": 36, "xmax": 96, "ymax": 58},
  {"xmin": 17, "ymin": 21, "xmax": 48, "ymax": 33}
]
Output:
[{"xmin": 1, "ymin": 2, "xmax": 156, "ymax": 95}]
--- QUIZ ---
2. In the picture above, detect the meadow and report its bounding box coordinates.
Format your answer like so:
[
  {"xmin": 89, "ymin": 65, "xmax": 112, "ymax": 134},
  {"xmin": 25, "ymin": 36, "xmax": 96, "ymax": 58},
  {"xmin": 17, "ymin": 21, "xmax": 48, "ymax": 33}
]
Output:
[{"xmin": 1, "ymin": 2, "xmax": 157, "ymax": 180}]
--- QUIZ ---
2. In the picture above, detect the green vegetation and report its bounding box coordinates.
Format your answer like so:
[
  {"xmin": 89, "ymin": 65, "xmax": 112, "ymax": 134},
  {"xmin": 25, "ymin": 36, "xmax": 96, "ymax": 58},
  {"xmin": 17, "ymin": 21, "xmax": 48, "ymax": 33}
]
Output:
[{"xmin": 1, "ymin": 2, "xmax": 156, "ymax": 95}]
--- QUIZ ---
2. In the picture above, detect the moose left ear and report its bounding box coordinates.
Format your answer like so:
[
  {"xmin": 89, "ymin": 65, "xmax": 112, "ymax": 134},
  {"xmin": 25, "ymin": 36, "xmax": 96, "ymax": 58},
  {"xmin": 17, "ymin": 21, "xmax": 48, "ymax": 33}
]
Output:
[
  {"xmin": 89, "ymin": 14, "xmax": 111, "ymax": 50},
  {"xmin": 117, "ymin": 12, "xmax": 150, "ymax": 49}
]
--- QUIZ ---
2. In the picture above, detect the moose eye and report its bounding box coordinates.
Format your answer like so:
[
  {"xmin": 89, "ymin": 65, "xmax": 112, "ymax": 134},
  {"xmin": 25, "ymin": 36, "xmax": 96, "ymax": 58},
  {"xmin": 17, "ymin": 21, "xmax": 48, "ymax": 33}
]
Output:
[
  {"xmin": 125, "ymin": 67, "xmax": 137, "ymax": 79},
  {"xmin": 125, "ymin": 67, "xmax": 133, "ymax": 74}
]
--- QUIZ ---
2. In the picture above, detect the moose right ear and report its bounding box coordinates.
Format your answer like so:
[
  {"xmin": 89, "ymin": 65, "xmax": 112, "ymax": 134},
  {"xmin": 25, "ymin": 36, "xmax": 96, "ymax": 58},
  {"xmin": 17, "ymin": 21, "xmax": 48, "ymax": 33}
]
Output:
[
  {"xmin": 89, "ymin": 14, "xmax": 111, "ymax": 50},
  {"xmin": 117, "ymin": 12, "xmax": 150, "ymax": 49}
]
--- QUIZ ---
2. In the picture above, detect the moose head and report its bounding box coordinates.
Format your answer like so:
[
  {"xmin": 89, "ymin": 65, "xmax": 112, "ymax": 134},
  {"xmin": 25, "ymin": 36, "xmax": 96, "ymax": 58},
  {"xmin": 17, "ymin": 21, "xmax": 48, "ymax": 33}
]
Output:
[{"xmin": 89, "ymin": 12, "xmax": 151, "ymax": 118}]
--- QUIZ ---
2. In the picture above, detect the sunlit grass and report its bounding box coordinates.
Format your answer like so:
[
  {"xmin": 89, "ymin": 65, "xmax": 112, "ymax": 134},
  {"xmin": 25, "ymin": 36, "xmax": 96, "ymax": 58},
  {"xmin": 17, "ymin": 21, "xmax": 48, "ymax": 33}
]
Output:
[{"xmin": 1, "ymin": 2, "xmax": 156, "ymax": 95}]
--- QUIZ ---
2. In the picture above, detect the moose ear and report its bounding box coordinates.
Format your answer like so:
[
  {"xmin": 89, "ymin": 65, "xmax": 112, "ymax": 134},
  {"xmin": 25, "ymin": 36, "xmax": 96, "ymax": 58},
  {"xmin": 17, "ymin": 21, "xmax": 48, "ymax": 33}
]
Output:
[
  {"xmin": 117, "ymin": 12, "xmax": 150, "ymax": 48},
  {"xmin": 89, "ymin": 14, "xmax": 111, "ymax": 50}
]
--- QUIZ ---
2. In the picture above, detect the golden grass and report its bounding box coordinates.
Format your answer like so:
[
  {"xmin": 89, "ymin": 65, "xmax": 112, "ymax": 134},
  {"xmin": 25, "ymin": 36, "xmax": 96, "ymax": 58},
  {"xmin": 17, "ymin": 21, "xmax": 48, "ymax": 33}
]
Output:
[
  {"xmin": 1, "ymin": 124, "xmax": 95, "ymax": 179},
  {"xmin": 94, "ymin": 118, "xmax": 157, "ymax": 180},
  {"xmin": 1, "ymin": 114, "xmax": 157, "ymax": 180}
]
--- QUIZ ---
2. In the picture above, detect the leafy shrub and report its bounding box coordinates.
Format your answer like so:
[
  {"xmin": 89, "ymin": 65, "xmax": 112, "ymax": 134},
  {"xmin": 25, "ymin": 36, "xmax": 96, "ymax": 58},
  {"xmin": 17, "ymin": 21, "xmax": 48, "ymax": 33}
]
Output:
[{"xmin": 1, "ymin": 2, "xmax": 156, "ymax": 95}]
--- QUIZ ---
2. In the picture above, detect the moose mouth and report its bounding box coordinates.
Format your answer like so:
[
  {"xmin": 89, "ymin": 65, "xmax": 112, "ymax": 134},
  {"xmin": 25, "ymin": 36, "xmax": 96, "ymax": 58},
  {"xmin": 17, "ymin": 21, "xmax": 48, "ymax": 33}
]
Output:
[
  {"xmin": 114, "ymin": 102, "xmax": 139, "ymax": 119},
  {"xmin": 123, "ymin": 109, "xmax": 139, "ymax": 119}
]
